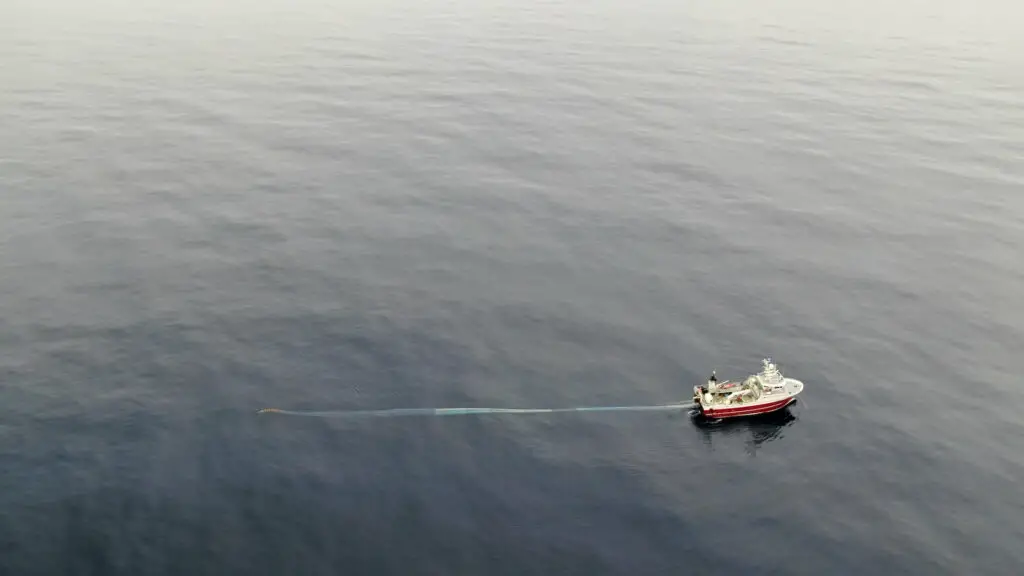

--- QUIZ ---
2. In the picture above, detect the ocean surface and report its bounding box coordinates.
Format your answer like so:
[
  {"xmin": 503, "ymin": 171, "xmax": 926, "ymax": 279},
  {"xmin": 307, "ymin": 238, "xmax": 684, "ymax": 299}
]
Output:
[{"xmin": 2, "ymin": 0, "xmax": 1023, "ymax": 574}]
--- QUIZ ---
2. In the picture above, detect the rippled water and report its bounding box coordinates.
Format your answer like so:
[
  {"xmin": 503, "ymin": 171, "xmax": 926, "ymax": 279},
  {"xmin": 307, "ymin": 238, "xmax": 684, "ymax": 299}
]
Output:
[{"xmin": 2, "ymin": 1, "xmax": 1023, "ymax": 574}]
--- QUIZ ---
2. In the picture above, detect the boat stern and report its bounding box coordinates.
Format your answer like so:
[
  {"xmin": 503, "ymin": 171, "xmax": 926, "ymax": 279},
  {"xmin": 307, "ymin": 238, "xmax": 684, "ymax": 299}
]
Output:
[{"xmin": 691, "ymin": 384, "xmax": 706, "ymax": 412}]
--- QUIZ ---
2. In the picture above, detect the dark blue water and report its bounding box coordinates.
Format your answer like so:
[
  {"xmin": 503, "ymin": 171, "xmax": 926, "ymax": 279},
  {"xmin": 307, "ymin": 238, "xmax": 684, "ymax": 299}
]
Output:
[{"xmin": 2, "ymin": 1, "xmax": 1023, "ymax": 574}]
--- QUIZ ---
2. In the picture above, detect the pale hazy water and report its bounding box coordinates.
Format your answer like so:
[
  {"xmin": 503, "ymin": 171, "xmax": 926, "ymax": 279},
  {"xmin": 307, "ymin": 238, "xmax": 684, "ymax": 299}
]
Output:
[{"xmin": 1, "ymin": 1, "xmax": 1023, "ymax": 574}]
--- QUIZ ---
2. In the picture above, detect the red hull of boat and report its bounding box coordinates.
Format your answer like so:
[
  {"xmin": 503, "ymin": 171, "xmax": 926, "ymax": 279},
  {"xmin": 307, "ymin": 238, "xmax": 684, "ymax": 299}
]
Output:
[{"xmin": 700, "ymin": 397, "xmax": 795, "ymax": 419}]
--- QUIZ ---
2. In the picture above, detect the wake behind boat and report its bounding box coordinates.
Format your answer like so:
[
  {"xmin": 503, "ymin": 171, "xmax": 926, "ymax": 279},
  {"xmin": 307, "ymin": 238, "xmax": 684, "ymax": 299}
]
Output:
[
  {"xmin": 692, "ymin": 358, "xmax": 803, "ymax": 419},
  {"xmin": 259, "ymin": 358, "xmax": 802, "ymax": 422}
]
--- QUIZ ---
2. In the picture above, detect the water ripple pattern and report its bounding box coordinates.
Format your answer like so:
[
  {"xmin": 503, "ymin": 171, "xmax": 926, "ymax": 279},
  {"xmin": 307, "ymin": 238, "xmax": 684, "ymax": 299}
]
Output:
[{"xmin": 2, "ymin": 0, "xmax": 1023, "ymax": 575}]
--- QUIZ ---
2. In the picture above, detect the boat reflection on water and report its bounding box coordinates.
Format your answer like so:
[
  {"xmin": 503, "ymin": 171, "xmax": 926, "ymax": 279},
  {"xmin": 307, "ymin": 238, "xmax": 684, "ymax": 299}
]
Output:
[{"xmin": 690, "ymin": 402, "xmax": 799, "ymax": 455}]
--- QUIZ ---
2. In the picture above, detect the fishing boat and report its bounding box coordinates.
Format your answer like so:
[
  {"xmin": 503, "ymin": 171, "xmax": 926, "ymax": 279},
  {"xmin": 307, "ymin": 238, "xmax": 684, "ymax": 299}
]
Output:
[{"xmin": 692, "ymin": 358, "xmax": 803, "ymax": 419}]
